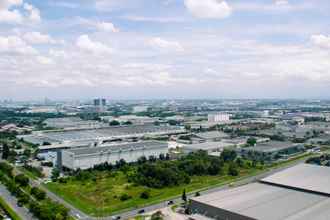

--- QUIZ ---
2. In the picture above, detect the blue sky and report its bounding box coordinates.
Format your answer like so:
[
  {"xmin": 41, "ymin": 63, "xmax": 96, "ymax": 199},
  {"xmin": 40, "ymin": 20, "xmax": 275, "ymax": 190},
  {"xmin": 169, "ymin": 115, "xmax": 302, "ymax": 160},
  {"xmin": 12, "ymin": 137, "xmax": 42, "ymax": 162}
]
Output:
[{"xmin": 0, "ymin": 0, "xmax": 329, "ymax": 100}]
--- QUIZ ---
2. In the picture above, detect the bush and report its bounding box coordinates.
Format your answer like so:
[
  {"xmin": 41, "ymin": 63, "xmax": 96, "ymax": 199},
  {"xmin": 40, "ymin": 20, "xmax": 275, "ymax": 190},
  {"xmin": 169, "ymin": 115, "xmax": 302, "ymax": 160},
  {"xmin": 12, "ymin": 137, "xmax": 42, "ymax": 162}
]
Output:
[
  {"xmin": 14, "ymin": 174, "xmax": 29, "ymax": 187},
  {"xmin": 120, "ymin": 193, "xmax": 132, "ymax": 201},
  {"xmin": 140, "ymin": 190, "xmax": 150, "ymax": 199},
  {"xmin": 31, "ymin": 187, "xmax": 46, "ymax": 200}
]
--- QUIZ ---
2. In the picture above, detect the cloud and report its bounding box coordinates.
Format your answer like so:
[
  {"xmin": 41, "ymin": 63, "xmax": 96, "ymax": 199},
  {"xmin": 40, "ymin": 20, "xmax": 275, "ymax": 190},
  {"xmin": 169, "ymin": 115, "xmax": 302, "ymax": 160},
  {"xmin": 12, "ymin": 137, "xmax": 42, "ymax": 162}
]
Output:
[
  {"xmin": 184, "ymin": 0, "xmax": 232, "ymax": 19},
  {"xmin": 23, "ymin": 3, "xmax": 41, "ymax": 23},
  {"xmin": 36, "ymin": 56, "xmax": 53, "ymax": 65},
  {"xmin": 121, "ymin": 15, "xmax": 185, "ymax": 23},
  {"xmin": 76, "ymin": 35, "xmax": 112, "ymax": 54},
  {"xmin": 311, "ymin": 34, "xmax": 330, "ymax": 49},
  {"xmin": 96, "ymin": 22, "xmax": 119, "ymax": 32},
  {"xmin": 23, "ymin": 32, "xmax": 55, "ymax": 44},
  {"xmin": 0, "ymin": 0, "xmax": 23, "ymax": 23},
  {"xmin": 149, "ymin": 37, "xmax": 184, "ymax": 52},
  {"xmin": 0, "ymin": 35, "xmax": 37, "ymax": 55}
]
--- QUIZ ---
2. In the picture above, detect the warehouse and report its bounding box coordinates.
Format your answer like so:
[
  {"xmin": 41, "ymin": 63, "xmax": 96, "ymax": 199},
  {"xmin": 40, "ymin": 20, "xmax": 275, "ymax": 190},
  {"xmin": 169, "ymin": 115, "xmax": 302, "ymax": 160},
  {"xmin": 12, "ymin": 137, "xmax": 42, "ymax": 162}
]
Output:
[
  {"xmin": 182, "ymin": 141, "xmax": 235, "ymax": 155},
  {"xmin": 19, "ymin": 125, "xmax": 184, "ymax": 145},
  {"xmin": 61, "ymin": 141, "xmax": 168, "ymax": 170},
  {"xmin": 190, "ymin": 164, "xmax": 330, "ymax": 220},
  {"xmin": 240, "ymin": 141, "xmax": 304, "ymax": 161}
]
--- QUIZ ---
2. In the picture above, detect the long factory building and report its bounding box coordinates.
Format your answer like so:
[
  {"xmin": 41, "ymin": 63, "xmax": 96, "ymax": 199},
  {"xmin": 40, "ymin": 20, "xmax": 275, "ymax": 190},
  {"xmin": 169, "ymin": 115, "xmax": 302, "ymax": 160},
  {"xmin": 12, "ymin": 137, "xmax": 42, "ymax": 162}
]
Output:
[
  {"xmin": 190, "ymin": 164, "xmax": 330, "ymax": 220},
  {"xmin": 19, "ymin": 124, "xmax": 185, "ymax": 145},
  {"xmin": 61, "ymin": 141, "xmax": 168, "ymax": 170}
]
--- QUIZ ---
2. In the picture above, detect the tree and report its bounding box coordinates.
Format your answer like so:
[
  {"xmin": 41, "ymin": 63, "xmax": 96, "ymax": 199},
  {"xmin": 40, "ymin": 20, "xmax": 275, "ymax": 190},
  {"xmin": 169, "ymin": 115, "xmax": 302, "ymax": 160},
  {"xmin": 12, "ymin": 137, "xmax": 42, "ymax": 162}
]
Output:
[
  {"xmin": 195, "ymin": 191, "xmax": 200, "ymax": 197},
  {"xmin": 228, "ymin": 163, "xmax": 239, "ymax": 176},
  {"xmin": 140, "ymin": 190, "xmax": 150, "ymax": 199},
  {"xmin": 182, "ymin": 189, "xmax": 187, "ymax": 202},
  {"xmin": 2, "ymin": 143, "xmax": 9, "ymax": 159},
  {"xmin": 109, "ymin": 120, "xmax": 120, "ymax": 126},
  {"xmin": 247, "ymin": 137, "xmax": 257, "ymax": 146},
  {"xmin": 31, "ymin": 187, "xmax": 46, "ymax": 200},
  {"xmin": 51, "ymin": 168, "xmax": 60, "ymax": 181},
  {"xmin": 220, "ymin": 149, "xmax": 237, "ymax": 162},
  {"xmin": 14, "ymin": 174, "xmax": 29, "ymax": 187}
]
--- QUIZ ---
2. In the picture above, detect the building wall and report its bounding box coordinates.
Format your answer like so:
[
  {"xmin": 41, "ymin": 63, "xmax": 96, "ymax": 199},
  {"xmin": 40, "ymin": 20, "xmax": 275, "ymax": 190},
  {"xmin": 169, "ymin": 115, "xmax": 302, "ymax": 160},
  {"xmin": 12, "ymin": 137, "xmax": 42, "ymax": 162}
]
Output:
[
  {"xmin": 62, "ymin": 147, "xmax": 168, "ymax": 170},
  {"xmin": 190, "ymin": 200, "xmax": 256, "ymax": 220},
  {"xmin": 208, "ymin": 113, "xmax": 230, "ymax": 123}
]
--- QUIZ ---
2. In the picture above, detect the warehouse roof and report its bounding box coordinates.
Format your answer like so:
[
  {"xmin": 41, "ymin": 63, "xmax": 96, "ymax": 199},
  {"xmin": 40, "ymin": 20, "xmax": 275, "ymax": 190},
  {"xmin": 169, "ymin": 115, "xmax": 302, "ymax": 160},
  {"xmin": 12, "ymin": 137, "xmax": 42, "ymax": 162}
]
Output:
[
  {"xmin": 65, "ymin": 141, "xmax": 168, "ymax": 156},
  {"xmin": 183, "ymin": 141, "xmax": 235, "ymax": 151},
  {"xmin": 194, "ymin": 131, "xmax": 229, "ymax": 140},
  {"xmin": 261, "ymin": 163, "xmax": 330, "ymax": 196},
  {"xmin": 243, "ymin": 141, "xmax": 300, "ymax": 153},
  {"xmin": 191, "ymin": 182, "xmax": 330, "ymax": 220}
]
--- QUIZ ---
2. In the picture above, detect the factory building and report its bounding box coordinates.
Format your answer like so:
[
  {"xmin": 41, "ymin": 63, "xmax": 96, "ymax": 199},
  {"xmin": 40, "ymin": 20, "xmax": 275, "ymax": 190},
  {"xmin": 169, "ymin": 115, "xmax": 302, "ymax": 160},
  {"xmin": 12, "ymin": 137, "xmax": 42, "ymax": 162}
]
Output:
[
  {"xmin": 61, "ymin": 141, "xmax": 168, "ymax": 170},
  {"xmin": 208, "ymin": 113, "xmax": 230, "ymax": 123},
  {"xmin": 190, "ymin": 164, "xmax": 330, "ymax": 220}
]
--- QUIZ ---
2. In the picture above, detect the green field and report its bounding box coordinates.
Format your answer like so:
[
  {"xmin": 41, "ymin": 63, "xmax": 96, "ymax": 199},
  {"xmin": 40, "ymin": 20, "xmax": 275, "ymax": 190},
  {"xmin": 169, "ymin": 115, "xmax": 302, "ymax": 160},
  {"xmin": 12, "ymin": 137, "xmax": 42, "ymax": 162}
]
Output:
[
  {"xmin": 45, "ymin": 153, "xmax": 313, "ymax": 217},
  {"xmin": 46, "ymin": 168, "xmax": 259, "ymax": 216},
  {"xmin": 0, "ymin": 197, "xmax": 22, "ymax": 220}
]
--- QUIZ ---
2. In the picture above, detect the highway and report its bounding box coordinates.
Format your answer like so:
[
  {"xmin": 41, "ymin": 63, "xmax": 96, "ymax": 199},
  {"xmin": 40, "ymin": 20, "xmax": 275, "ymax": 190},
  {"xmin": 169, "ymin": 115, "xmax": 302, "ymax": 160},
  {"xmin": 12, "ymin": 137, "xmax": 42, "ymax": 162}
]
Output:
[{"xmin": 0, "ymin": 185, "xmax": 36, "ymax": 220}]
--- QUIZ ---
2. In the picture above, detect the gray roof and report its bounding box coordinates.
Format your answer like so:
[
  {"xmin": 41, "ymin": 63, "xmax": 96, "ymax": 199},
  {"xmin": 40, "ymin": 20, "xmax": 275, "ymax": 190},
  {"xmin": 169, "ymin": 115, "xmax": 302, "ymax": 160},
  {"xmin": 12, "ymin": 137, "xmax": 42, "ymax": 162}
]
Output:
[
  {"xmin": 20, "ymin": 125, "xmax": 183, "ymax": 144},
  {"xmin": 243, "ymin": 141, "xmax": 300, "ymax": 153},
  {"xmin": 191, "ymin": 182, "xmax": 330, "ymax": 220},
  {"xmin": 261, "ymin": 163, "xmax": 330, "ymax": 196},
  {"xmin": 64, "ymin": 141, "xmax": 168, "ymax": 156},
  {"xmin": 183, "ymin": 141, "xmax": 235, "ymax": 151},
  {"xmin": 194, "ymin": 131, "xmax": 229, "ymax": 140}
]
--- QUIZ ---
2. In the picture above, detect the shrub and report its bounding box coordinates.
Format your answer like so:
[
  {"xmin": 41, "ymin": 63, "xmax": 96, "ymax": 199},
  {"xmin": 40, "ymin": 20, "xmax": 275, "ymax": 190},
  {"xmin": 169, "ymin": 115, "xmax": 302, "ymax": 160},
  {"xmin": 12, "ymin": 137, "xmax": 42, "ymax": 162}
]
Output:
[
  {"xmin": 120, "ymin": 193, "xmax": 132, "ymax": 201},
  {"xmin": 140, "ymin": 190, "xmax": 150, "ymax": 199}
]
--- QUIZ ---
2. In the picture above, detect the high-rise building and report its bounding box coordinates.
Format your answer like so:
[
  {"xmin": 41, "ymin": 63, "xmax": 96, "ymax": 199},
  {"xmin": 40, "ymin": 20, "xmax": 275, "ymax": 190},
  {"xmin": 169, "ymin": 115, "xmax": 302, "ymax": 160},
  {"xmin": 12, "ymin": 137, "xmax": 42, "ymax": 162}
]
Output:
[
  {"xmin": 93, "ymin": 98, "xmax": 107, "ymax": 112},
  {"xmin": 208, "ymin": 113, "xmax": 230, "ymax": 123}
]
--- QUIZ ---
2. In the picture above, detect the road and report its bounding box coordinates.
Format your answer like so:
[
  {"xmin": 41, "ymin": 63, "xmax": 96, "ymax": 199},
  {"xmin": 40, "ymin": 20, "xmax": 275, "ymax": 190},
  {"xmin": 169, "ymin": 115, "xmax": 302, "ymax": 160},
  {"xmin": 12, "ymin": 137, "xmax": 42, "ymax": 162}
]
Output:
[{"xmin": 0, "ymin": 184, "xmax": 36, "ymax": 220}]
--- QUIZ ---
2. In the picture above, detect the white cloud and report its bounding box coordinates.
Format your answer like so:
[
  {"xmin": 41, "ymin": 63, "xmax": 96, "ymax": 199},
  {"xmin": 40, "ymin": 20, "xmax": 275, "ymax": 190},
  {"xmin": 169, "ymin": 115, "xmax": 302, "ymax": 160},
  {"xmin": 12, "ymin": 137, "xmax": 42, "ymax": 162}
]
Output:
[
  {"xmin": 311, "ymin": 34, "xmax": 330, "ymax": 49},
  {"xmin": 76, "ymin": 35, "xmax": 112, "ymax": 54},
  {"xmin": 23, "ymin": 32, "xmax": 55, "ymax": 44},
  {"xmin": 0, "ymin": 0, "xmax": 23, "ymax": 23},
  {"xmin": 23, "ymin": 3, "xmax": 41, "ymax": 23},
  {"xmin": 0, "ymin": 35, "xmax": 37, "ymax": 55},
  {"xmin": 96, "ymin": 22, "xmax": 119, "ymax": 32},
  {"xmin": 49, "ymin": 49, "xmax": 67, "ymax": 58},
  {"xmin": 149, "ymin": 37, "xmax": 184, "ymax": 52},
  {"xmin": 275, "ymin": 0, "xmax": 289, "ymax": 6},
  {"xmin": 184, "ymin": 0, "xmax": 232, "ymax": 19},
  {"xmin": 121, "ymin": 15, "xmax": 185, "ymax": 23},
  {"xmin": 36, "ymin": 56, "xmax": 53, "ymax": 65}
]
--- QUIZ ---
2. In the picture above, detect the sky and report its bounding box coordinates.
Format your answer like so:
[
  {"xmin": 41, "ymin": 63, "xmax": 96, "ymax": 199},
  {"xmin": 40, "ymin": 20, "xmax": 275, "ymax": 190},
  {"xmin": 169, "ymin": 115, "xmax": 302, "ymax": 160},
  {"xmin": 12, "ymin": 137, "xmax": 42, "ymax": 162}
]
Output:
[{"xmin": 0, "ymin": 0, "xmax": 330, "ymax": 100}]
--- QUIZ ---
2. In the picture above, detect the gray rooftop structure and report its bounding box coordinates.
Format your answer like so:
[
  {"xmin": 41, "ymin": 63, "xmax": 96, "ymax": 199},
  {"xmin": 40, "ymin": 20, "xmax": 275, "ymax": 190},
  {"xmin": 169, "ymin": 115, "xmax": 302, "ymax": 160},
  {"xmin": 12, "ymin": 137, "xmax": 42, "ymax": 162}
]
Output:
[
  {"xmin": 194, "ymin": 131, "xmax": 229, "ymax": 141},
  {"xmin": 191, "ymin": 182, "xmax": 330, "ymax": 220},
  {"xmin": 261, "ymin": 163, "xmax": 330, "ymax": 196},
  {"xmin": 19, "ymin": 125, "xmax": 184, "ymax": 145},
  {"xmin": 66, "ymin": 141, "xmax": 167, "ymax": 156},
  {"xmin": 242, "ymin": 141, "xmax": 301, "ymax": 153}
]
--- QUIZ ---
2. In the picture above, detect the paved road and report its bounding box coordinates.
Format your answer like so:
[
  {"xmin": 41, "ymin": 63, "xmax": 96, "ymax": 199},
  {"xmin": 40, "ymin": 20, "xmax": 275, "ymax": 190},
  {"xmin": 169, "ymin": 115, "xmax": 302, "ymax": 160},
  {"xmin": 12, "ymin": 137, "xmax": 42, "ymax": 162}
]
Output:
[{"xmin": 0, "ymin": 184, "xmax": 36, "ymax": 220}]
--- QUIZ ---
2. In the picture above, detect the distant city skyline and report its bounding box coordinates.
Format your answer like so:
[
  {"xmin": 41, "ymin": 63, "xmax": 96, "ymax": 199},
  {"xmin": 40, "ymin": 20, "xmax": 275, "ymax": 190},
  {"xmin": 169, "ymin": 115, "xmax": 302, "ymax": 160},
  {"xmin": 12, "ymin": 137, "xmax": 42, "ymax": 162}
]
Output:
[{"xmin": 0, "ymin": 0, "xmax": 329, "ymax": 100}]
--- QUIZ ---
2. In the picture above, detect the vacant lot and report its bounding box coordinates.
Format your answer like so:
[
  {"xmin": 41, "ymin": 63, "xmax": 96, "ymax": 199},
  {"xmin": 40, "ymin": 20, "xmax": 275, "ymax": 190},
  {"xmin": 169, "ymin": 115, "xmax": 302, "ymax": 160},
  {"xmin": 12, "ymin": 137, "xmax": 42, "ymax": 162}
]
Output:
[{"xmin": 46, "ymin": 168, "xmax": 258, "ymax": 217}]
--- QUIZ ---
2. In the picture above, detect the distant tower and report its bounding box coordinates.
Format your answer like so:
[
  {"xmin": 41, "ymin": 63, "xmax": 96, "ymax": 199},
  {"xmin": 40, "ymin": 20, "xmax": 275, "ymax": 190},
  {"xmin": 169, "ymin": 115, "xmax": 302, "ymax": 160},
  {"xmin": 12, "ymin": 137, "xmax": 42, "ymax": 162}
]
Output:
[{"xmin": 93, "ymin": 98, "xmax": 107, "ymax": 112}]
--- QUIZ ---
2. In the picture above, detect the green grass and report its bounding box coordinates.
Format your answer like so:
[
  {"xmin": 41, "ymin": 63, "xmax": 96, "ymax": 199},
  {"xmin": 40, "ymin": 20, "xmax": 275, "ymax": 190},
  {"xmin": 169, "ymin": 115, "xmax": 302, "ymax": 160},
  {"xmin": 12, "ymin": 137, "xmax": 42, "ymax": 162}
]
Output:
[
  {"xmin": 45, "ymin": 153, "xmax": 313, "ymax": 217},
  {"xmin": 0, "ymin": 197, "xmax": 22, "ymax": 220},
  {"xmin": 45, "ymin": 168, "xmax": 260, "ymax": 217},
  {"xmin": 17, "ymin": 167, "xmax": 39, "ymax": 180}
]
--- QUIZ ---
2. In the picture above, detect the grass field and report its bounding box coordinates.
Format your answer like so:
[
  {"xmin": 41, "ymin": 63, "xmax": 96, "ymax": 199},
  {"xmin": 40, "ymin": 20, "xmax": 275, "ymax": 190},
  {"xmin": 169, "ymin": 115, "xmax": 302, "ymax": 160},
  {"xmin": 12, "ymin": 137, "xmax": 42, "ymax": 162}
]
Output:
[
  {"xmin": 46, "ymin": 168, "xmax": 259, "ymax": 216},
  {"xmin": 0, "ymin": 197, "xmax": 22, "ymax": 220},
  {"xmin": 45, "ymin": 153, "xmax": 313, "ymax": 217}
]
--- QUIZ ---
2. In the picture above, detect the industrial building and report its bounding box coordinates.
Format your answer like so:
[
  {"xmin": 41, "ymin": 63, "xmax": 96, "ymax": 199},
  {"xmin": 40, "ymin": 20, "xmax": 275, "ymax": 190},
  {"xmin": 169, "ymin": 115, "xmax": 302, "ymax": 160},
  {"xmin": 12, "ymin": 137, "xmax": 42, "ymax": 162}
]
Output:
[
  {"xmin": 208, "ymin": 113, "xmax": 231, "ymax": 123},
  {"xmin": 61, "ymin": 141, "xmax": 168, "ymax": 170},
  {"xmin": 240, "ymin": 141, "xmax": 304, "ymax": 161},
  {"xmin": 190, "ymin": 164, "xmax": 330, "ymax": 220},
  {"xmin": 182, "ymin": 141, "xmax": 235, "ymax": 155},
  {"xmin": 19, "ymin": 125, "xmax": 184, "ymax": 145}
]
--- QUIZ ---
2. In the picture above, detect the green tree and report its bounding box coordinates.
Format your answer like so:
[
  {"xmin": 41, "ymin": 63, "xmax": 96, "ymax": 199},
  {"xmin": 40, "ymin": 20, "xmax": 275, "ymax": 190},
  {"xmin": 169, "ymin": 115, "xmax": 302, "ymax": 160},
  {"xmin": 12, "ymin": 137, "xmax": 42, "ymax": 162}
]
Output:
[
  {"xmin": 182, "ymin": 189, "xmax": 187, "ymax": 202},
  {"xmin": 247, "ymin": 137, "xmax": 257, "ymax": 146},
  {"xmin": 14, "ymin": 174, "xmax": 29, "ymax": 187},
  {"xmin": 2, "ymin": 143, "xmax": 9, "ymax": 159},
  {"xmin": 109, "ymin": 120, "xmax": 120, "ymax": 126},
  {"xmin": 51, "ymin": 168, "xmax": 60, "ymax": 181}
]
